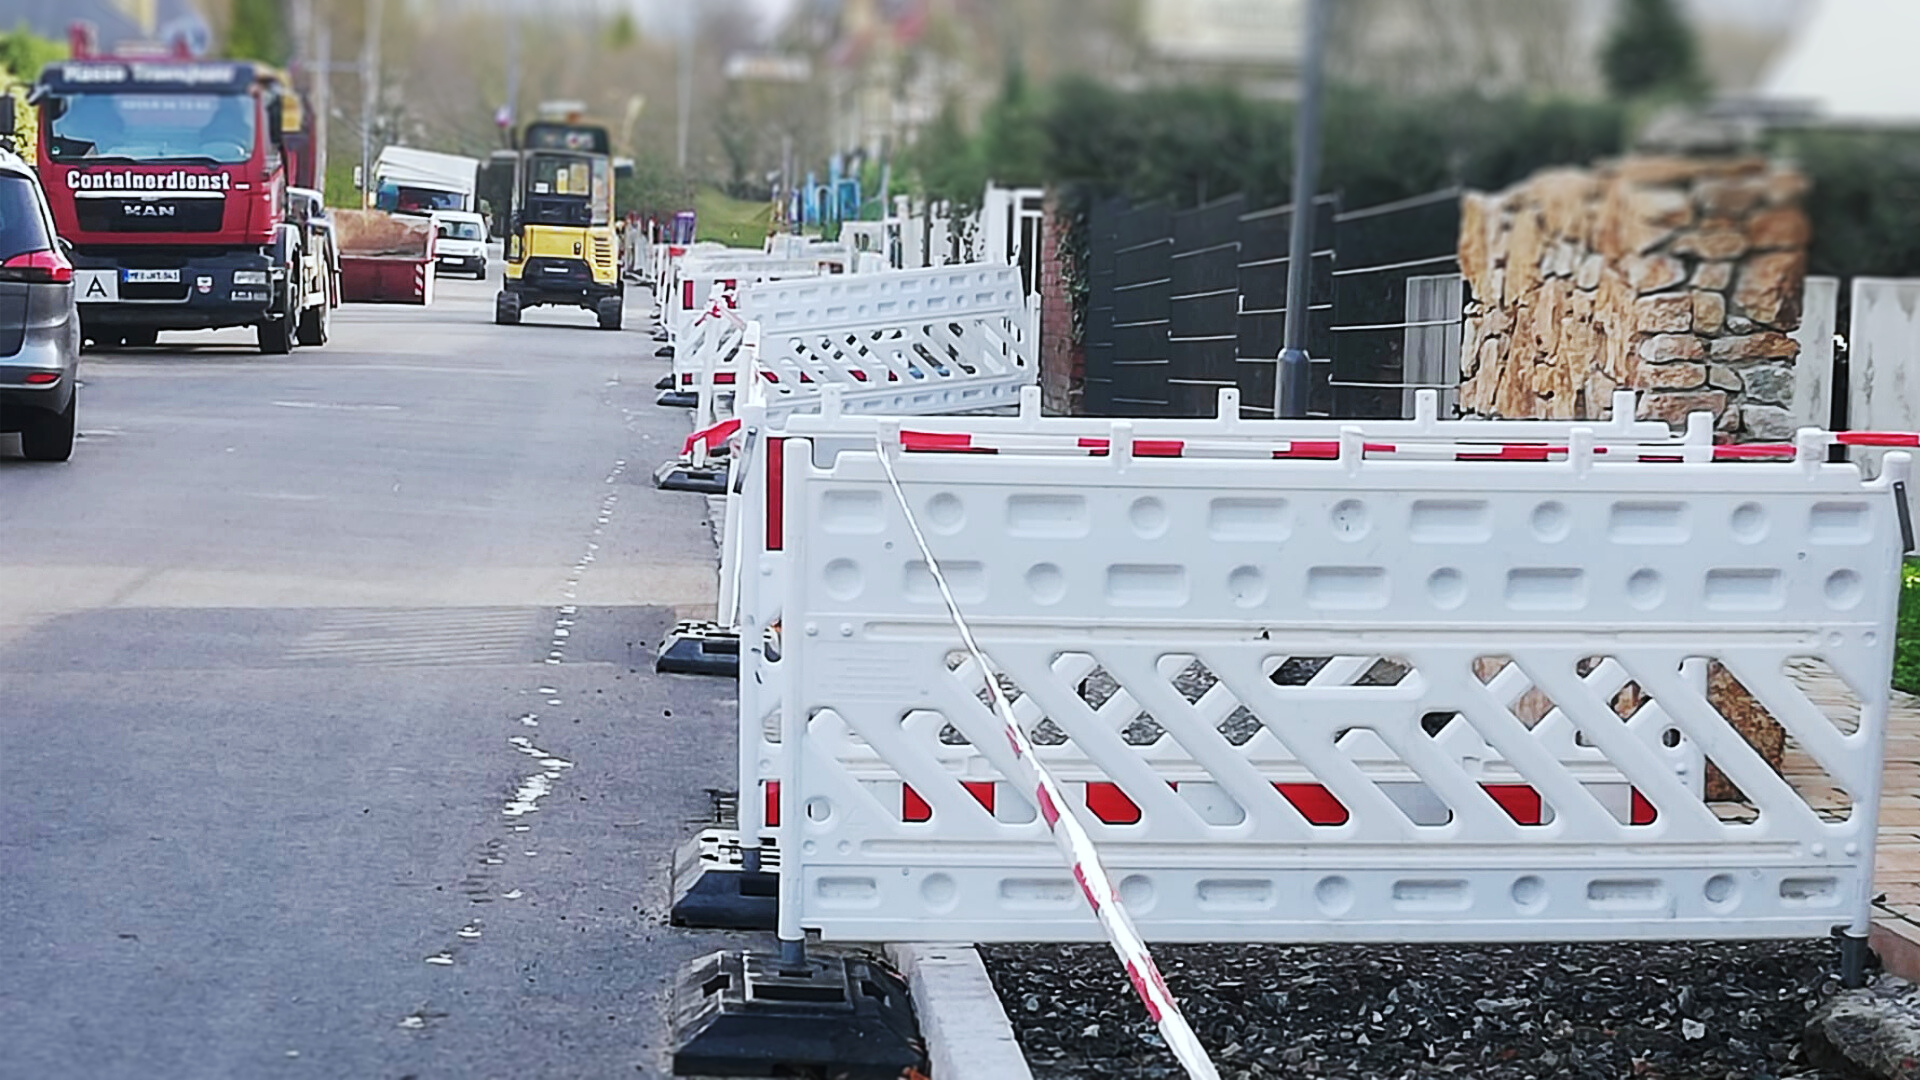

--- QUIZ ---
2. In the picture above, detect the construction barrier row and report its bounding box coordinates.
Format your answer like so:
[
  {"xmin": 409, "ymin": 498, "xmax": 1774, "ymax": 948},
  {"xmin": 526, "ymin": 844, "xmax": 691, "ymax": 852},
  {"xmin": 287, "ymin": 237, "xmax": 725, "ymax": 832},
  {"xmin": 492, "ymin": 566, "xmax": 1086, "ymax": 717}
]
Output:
[{"xmin": 709, "ymin": 388, "xmax": 1904, "ymax": 951}]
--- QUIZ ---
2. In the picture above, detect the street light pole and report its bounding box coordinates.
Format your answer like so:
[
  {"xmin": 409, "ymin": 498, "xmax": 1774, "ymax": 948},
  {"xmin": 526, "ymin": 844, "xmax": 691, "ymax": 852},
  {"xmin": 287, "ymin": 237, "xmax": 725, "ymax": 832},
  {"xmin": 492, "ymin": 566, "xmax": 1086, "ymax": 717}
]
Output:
[
  {"xmin": 359, "ymin": 0, "xmax": 384, "ymax": 209},
  {"xmin": 1276, "ymin": 0, "xmax": 1330, "ymax": 419},
  {"xmin": 676, "ymin": 6, "xmax": 694, "ymax": 171}
]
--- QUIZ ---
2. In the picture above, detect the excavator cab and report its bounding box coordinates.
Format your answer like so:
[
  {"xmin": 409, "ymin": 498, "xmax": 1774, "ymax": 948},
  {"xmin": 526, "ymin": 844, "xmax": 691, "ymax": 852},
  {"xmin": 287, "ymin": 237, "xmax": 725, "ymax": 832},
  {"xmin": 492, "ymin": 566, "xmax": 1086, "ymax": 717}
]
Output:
[{"xmin": 496, "ymin": 119, "xmax": 622, "ymax": 330}]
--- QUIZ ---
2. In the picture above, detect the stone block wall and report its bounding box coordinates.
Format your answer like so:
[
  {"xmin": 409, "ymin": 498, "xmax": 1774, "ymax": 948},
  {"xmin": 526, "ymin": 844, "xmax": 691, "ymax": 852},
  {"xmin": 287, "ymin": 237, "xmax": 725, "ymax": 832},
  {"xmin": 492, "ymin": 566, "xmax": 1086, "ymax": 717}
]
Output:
[{"xmin": 1457, "ymin": 156, "xmax": 1812, "ymax": 437}]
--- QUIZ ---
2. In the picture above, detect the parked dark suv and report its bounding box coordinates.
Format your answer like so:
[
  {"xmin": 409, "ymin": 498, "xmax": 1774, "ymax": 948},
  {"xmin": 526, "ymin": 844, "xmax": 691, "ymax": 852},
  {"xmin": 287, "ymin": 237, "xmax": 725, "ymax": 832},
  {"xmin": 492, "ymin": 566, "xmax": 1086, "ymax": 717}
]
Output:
[{"xmin": 0, "ymin": 148, "xmax": 78, "ymax": 461}]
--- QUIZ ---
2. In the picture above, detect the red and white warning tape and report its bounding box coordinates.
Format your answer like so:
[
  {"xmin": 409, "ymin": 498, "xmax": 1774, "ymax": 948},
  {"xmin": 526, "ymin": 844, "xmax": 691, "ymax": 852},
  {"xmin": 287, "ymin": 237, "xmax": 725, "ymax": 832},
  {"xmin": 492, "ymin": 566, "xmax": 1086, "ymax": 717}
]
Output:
[{"xmin": 872, "ymin": 437, "xmax": 1223, "ymax": 1080}]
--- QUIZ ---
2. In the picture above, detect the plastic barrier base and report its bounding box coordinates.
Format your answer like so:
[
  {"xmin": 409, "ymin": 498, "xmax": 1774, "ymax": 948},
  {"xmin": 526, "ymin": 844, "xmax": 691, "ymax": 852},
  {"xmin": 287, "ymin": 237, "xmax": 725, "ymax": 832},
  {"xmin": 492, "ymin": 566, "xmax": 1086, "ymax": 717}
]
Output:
[
  {"xmin": 671, "ymin": 828, "xmax": 779, "ymax": 930},
  {"xmin": 671, "ymin": 869, "xmax": 778, "ymax": 930},
  {"xmin": 656, "ymin": 390, "xmax": 698, "ymax": 408},
  {"xmin": 655, "ymin": 373, "xmax": 674, "ymax": 391},
  {"xmin": 653, "ymin": 460, "xmax": 729, "ymax": 496},
  {"xmin": 670, "ymin": 950, "xmax": 925, "ymax": 1079},
  {"xmin": 656, "ymin": 620, "xmax": 740, "ymax": 673}
]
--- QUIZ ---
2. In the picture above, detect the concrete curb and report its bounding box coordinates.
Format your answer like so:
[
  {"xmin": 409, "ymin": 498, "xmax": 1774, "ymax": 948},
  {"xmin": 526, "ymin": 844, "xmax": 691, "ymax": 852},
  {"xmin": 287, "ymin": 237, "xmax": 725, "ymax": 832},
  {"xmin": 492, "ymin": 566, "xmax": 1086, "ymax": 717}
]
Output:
[{"xmin": 887, "ymin": 943, "xmax": 1033, "ymax": 1080}]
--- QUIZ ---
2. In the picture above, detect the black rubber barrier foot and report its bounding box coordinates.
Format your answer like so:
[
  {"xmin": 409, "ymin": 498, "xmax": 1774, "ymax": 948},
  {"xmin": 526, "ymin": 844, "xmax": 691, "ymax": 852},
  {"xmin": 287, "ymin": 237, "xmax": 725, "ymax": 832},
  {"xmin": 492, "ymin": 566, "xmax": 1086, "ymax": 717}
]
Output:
[
  {"xmin": 653, "ymin": 460, "xmax": 729, "ymax": 495},
  {"xmin": 655, "ymin": 373, "xmax": 675, "ymax": 390},
  {"xmin": 656, "ymin": 390, "xmax": 698, "ymax": 408},
  {"xmin": 656, "ymin": 620, "xmax": 740, "ymax": 674},
  {"xmin": 671, "ymin": 828, "xmax": 779, "ymax": 929},
  {"xmin": 671, "ymin": 869, "xmax": 778, "ymax": 930},
  {"xmin": 671, "ymin": 950, "xmax": 925, "ymax": 1078}
]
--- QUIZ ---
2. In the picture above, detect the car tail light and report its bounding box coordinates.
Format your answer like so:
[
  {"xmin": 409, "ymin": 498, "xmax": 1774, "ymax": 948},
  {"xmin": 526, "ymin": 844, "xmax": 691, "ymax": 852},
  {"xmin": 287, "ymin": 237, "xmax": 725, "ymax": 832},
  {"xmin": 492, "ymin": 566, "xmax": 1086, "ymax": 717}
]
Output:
[{"xmin": 0, "ymin": 249, "xmax": 74, "ymax": 284}]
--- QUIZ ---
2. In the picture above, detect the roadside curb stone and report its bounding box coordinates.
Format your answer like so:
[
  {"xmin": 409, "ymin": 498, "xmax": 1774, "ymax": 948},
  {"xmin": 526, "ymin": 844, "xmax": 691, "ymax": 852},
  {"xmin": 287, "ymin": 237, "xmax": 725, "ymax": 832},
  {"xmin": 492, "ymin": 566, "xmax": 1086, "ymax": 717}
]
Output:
[{"xmin": 1809, "ymin": 975, "xmax": 1920, "ymax": 1079}]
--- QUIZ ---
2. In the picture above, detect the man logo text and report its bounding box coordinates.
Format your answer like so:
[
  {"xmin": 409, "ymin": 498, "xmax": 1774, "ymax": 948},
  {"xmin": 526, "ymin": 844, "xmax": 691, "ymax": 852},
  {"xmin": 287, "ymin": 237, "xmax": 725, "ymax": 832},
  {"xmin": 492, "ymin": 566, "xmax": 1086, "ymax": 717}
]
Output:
[{"xmin": 123, "ymin": 203, "xmax": 176, "ymax": 218}]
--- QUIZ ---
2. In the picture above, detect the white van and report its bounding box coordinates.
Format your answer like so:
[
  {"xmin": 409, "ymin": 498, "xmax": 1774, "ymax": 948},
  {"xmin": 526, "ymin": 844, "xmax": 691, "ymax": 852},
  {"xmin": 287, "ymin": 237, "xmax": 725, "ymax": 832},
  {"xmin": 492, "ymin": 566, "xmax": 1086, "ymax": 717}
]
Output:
[{"xmin": 430, "ymin": 211, "xmax": 489, "ymax": 279}]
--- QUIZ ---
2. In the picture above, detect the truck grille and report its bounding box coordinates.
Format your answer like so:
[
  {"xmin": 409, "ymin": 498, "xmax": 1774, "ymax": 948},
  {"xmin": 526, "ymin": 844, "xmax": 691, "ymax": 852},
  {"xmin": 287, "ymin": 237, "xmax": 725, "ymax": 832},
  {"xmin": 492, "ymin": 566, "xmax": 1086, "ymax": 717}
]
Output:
[{"xmin": 75, "ymin": 197, "xmax": 225, "ymax": 234}]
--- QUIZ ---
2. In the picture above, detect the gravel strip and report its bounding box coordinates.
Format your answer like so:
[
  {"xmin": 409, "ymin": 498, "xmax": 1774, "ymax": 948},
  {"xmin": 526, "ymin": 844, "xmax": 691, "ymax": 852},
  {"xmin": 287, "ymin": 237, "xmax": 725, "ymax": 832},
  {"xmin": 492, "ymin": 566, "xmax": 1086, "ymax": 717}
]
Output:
[{"xmin": 980, "ymin": 940, "xmax": 1870, "ymax": 1079}]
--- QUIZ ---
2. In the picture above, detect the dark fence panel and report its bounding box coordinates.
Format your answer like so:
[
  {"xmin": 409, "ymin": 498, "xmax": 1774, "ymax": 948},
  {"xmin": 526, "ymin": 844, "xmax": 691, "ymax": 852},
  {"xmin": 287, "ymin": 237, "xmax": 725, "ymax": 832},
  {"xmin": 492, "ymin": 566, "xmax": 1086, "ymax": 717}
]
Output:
[
  {"xmin": 1081, "ymin": 196, "xmax": 1124, "ymax": 415},
  {"xmin": 1235, "ymin": 196, "xmax": 1339, "ymax": 417},
  {"xmin": 1329, "ymin": 189, "xmax": 1463, "ymax": 418},
  {"xmin": 1081, "ymin": 187, "xmax": 1460, "ymax": 419},
  {"xmin": 1167, "ymin": 194, "xmax": 1244, "ymax": 416},
  {"xmin": 1108, "ymin": 200, "xmax": 1175, "ymax": 413}
]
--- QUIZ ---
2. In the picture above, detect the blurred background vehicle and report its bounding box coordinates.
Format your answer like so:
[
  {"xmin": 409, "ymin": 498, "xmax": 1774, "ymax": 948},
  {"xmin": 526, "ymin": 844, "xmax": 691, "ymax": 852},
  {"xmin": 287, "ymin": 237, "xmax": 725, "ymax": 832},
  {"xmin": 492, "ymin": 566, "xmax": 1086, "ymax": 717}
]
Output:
[
  {"xmin": 430, "ymin": 209, "xmax": 489, "ymax": 279},
  {"xmin": 0, "ymin": 144, "xmax": 79, "ymax": 462}
]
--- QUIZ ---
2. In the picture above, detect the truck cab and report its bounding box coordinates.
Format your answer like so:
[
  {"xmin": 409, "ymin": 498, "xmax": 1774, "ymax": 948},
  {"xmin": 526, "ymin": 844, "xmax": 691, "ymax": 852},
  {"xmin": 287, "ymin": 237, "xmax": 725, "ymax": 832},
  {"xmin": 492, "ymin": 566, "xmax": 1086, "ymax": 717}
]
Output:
[{"xmin": 29, "ymin": 58, "xmax": 318, "ymax": 354}]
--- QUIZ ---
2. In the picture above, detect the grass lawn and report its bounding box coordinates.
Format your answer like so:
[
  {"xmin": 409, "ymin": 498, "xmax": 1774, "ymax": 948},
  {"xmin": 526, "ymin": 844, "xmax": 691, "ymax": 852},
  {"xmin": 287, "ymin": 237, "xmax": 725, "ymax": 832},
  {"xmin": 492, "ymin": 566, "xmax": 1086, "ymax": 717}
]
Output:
[
  {"xmin": 1897, "ymin": 560, "xmax": 1920, "ymax": 695},
  {"xmin": 694, "ymin": 189, "xmax": 776, "ymax": 248}
]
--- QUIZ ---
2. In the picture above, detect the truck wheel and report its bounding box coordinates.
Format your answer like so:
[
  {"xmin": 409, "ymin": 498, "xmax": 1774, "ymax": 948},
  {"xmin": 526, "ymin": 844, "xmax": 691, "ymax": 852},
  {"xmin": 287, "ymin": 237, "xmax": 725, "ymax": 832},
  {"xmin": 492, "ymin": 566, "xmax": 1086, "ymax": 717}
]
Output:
[
  {"xmin": 296, "ymin": 298, "xmax": 330, "ymax": 346},
  {"xmin": 495, "ymin": 290, "xmax": 521, "ymax": 325},
  {"xmin": 122, "ymin": 328, "xmax": 158, "ymax": 348},
  {"xmin": 258, "ymin": 314, "xmax": 296, "ymax": 355},
  {"xmin": 19, "ymin": 392, "xmax": 75, "ymax": 463},
  {"xmin": 595, "ymin": 295, "xmax": 623, "ymax": 331}
]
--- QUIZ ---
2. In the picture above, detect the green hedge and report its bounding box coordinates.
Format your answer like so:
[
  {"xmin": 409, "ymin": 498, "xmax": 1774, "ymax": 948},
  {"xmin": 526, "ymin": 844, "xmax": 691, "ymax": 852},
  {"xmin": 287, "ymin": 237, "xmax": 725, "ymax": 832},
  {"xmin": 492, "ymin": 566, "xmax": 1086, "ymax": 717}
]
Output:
[
  {"xmin": 1897, "ymin": 561, "xmax": 1920, "ymax": 697},
  {"xmin": 902, "ymin": 78, "xmax": 1920, "ymax": 332}
]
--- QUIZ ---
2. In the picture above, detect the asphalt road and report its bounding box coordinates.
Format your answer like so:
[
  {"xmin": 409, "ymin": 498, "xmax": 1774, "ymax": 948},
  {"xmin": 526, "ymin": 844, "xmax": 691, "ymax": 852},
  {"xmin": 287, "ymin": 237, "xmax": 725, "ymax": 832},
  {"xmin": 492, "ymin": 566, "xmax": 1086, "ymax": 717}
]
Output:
[{"xmin": 0, "ymin": 268, "xmax": 750, "ymax": 1078}]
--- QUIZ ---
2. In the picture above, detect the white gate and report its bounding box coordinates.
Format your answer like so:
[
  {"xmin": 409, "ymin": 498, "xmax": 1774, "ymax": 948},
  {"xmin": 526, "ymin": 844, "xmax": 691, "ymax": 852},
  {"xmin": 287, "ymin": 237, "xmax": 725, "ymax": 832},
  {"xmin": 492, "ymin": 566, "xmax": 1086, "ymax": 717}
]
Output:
[{"xmin": 751, "ymin": 399, "xmax": 1904, "ymax": 945}]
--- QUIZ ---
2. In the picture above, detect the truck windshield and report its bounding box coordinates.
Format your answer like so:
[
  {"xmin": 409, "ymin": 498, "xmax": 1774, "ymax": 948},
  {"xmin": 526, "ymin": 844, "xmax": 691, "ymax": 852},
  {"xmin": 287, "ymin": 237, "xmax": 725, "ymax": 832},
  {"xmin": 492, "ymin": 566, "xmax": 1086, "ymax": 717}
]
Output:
[{"xmin": 47, "ymin": 92, "xmax": 257, "ymax": 164}]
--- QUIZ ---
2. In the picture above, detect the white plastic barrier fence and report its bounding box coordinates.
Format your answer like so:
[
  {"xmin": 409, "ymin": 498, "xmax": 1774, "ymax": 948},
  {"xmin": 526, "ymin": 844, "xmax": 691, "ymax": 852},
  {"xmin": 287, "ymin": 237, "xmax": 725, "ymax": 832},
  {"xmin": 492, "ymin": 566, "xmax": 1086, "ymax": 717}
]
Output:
[
  {"xmin": 724, "ymin": 388, "xmax": 1707, "ymax": 859},
  {"xmin": 665, "ymin": 256, "xmax": 829, "ymax": 348},
  {"xmin": 738, "ymin": 395, "xmax": 1906, "ymax": 947},
  {"xmin": 743, "ymin": 263, "xmax": 1037, "ymax": 424}
]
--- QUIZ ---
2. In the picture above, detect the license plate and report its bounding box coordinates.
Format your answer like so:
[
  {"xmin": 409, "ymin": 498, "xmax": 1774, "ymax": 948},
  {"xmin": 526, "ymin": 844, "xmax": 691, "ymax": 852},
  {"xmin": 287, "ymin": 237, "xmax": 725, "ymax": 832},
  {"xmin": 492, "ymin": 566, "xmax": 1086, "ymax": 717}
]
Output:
[
  {"xmin": 123, "ymin": 268, "xmax": 180, "ymax": 284},
  {"xmin": 230, "ymin": 289, "xmax": 269, "ymax": 304},
  {"xmin": 75, "ymin": 270, "xmax": 119, "ymax": 303}
]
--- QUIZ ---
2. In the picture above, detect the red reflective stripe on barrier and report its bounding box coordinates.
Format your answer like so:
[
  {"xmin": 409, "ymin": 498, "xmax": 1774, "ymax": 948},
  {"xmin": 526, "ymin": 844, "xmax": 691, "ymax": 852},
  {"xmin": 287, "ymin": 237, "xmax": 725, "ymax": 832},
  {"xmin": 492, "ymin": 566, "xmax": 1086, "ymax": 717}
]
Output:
[
  {"xmin": 681, "ymin": 373, "xmax": 694, "ymax": 386},
  {"xmin": 963, "ymin": 781, "xmax": 996, "ymax": 813},
  {"xmin": 766, "ymin": 781, "xmax": 780, "ymax": 827},
  {"xmin": 1838, "ymin": 431, "xmax": 1920, "ymax": 447},
  {"xmin": 903, "ymin": 785, "xmax": 932, "ymax": 822},
  {"xmin": 850, "ymin": 370, "xmax": 868, "ymax": 382},
  {"xmin": 760, "ymin": 371, "xmax": 779, "ymax": 383},
  {"xmin": 1630, "ymin": 788, "xmax": 1658, "ymax": 825},
  {"xmin": 901, "ymin": 430, "xmax": 987, "ymax": 453},
  {"xmin": 1714, "ymin": 443, "xmax": 1796, "ymax": 460},
  {"xmin": 1459, "ymin": 445, "xmax": 1560, "ymax": 461},
  {"xmin": 1076, "ymin": 438, "xmax": 1185, "ymax": 457},
  {"xmin": 1275, "ymin": 441, "xmax": 1338, "ymax": 459},
  {"xmin": 766, "ymin": 438, "xmax": 785, "ymax": 551},
  {"xmin": 1276, "ymin": 783, "xmax": 1348, "ymax": 825},
  {"xmin": 682, "ymin": 280, "xmax": 694, "ymax": 310},
  {"xmin": 1482, "ymin": 783, "xmax": 1543, "ymax": 825},
  {"xmin": 1085, "ymin": 782, "xmax": 1141, "ymax": 825},
  {"xmin": 682, "ymin": 418, "xmax": 741, "ymax": 456},
  {"xmin": 714, "ymin": 372, "xmax": 736, "ymax": 385}
]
